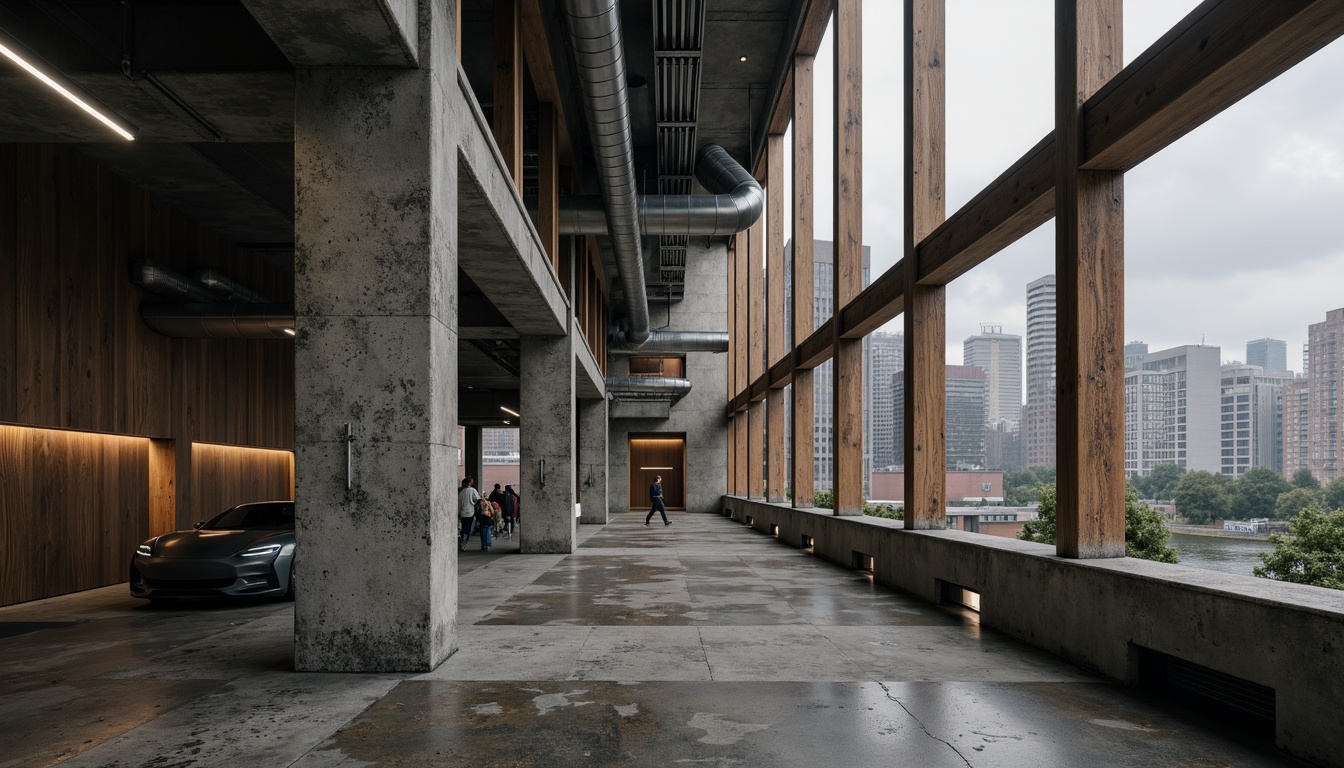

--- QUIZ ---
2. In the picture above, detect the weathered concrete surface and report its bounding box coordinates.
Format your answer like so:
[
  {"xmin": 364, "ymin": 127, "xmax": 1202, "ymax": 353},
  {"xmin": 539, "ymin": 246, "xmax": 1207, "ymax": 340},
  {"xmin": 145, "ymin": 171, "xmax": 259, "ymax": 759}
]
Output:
[
  {"xmin": 578, "ymin": 398, "xmax": 609, "ymax": 524},
  {"xmin": 575, "ymin": 335, "xmax": 606, "ymax": 399},
  {"xmin": 0, "ymin": 517, "xmax": 1306, "ymax": 767},
  {"xmin": 519, "ymin": 334, "xmax": 576, "ymax": 553},
  {"xmin": 725, "ymin": 495, "xmax": 1344, "ymax": 766},
  {"xmin": 608, "ymin": 240, "xmax": 729, "ymax": 514},
  {"xmin": 242, "ymin": 0, "xmax": 419, "ymax": 66},
  {"xmin": 292, "ymin": 0, "xmax": 459, "ymax": 672}
]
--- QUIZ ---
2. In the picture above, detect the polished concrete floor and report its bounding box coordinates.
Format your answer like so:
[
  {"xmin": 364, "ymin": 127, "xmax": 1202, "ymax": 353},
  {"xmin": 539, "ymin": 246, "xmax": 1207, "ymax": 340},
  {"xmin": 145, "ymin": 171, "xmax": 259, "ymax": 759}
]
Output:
[{"xmin": 0, "ymin": 512, "xmax": 1306, "ymax": 767}]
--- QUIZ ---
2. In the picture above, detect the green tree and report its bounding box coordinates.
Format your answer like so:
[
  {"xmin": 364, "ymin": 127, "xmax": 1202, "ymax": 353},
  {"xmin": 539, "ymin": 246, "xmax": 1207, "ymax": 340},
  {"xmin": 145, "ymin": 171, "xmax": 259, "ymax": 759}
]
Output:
[
  {"xmin": 1275, "ymin": 487, "xmax": 1320, "ymax": 520},
  {"xmin": 1018, "ymin": 484, "xmax": 1178, "ymax": 563},
  {"xmin": 1292, "ymin": 468, "xmax": 1321, "ymax": 491},
  {"xmin": 1173, "ymin": 471, "xmax": 1229, "ymax": 524},
  {"xmin": 1324, "ymin": 477, "xmax": 1344, "ymax": 511},
  {"xmin": 1230, "ymin": 468, "xmax": 1291, "ymax": 520},
  {"xmin": 1255, "ymin": 506, "xmax": 1344, "ymax": 590},
  {"xmin": 1145, "ymin": 464, "xmax": 1186, "ymax": 500},
  {"xmin": 813, "ymin": 490, "xmax": 833, "ymax": 509}
]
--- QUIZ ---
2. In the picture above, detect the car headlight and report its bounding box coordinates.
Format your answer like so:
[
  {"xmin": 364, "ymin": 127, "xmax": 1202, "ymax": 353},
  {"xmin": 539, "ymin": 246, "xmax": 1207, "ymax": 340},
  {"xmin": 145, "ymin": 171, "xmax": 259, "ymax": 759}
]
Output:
[
  {"xmin": 136, "ymin": 543, "xmax": 153, "ymax": 557},
  {"xmin": 236, "ymin": 544, "xmax": 282, "ymax": 558}
]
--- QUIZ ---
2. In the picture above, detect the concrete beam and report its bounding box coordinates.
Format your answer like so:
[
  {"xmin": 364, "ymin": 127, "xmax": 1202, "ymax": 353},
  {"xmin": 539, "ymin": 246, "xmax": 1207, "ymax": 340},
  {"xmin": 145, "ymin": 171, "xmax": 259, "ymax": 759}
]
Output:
[
  {"xmin": 242, "ymin": 0, "xmax": 419, "ymax": 67},
  {"xmin": 575, "ymin": 335, "xmax": 605, "ymax": 400}
]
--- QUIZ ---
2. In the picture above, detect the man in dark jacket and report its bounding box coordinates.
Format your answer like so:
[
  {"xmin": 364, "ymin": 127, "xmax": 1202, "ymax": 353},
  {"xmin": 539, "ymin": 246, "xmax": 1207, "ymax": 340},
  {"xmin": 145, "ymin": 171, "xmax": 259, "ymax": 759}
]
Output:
[{"xmin": 644, "ymin": 475, "xmax": 670, "ymax": 526}]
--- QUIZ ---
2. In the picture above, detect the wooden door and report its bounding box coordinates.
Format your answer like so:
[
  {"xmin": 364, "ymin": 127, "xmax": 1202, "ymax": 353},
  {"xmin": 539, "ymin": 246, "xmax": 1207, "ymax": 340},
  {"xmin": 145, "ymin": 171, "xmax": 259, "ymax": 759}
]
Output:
[{"xmin": 628, "ymin": 435, "xmax": 686, "ymax": 510}]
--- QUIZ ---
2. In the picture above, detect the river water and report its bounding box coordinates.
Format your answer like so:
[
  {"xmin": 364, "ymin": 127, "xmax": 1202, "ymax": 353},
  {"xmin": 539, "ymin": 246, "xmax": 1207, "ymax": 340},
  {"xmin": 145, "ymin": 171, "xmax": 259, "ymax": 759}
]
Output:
[{"xmin": 1168, "ymin": 533, "xmax": 1272, "ymax": 576}]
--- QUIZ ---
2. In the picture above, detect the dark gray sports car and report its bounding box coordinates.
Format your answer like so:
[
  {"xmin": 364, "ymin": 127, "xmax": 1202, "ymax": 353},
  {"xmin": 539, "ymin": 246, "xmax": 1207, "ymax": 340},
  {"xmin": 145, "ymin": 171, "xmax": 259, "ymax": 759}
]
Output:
[{"xmin": 130, "ymin": 501, "xmax": 296, "ymax": 600}]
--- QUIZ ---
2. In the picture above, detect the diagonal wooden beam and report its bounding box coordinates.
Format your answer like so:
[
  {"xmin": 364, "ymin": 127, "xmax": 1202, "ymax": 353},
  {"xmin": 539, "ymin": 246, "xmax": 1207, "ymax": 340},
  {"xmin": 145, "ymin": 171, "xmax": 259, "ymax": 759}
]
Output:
[{"xmin": 1084, "ymin": 0, "xmax": 1344, "ymax": 171}]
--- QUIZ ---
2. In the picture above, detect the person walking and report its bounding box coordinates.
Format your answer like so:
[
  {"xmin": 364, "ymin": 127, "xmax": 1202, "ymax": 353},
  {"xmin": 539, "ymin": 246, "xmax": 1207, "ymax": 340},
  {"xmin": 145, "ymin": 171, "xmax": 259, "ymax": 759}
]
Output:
[
  {"xmin": 501, "ymin": 484, "xmax": 519, "ymax": 538},
  {"xmin": 459, "ymin": 476, "xmax": 481, "ymax": 551},
  {"xmin": 476, "ymin": 495, "xmax": 495, "ymax": 551},
  {"xmin": 644, "ymin": 475, "xmax": 671, "ymax": 526}
]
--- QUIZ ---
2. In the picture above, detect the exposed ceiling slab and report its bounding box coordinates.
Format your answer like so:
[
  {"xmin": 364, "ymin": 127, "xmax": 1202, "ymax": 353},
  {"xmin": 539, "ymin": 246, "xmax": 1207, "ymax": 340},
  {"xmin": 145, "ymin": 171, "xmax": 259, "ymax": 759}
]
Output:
[{"xmin": 240, "ymin": 0, "xmax": 419, "ymax": 67}]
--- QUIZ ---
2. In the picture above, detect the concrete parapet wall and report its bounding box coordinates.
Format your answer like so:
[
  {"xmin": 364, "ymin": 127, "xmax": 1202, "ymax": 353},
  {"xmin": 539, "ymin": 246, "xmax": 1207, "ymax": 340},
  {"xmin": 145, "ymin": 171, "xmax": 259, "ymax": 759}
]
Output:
[{"xmin": 722, "ymin": 495, "xmax": 1344, "ymax": 766}]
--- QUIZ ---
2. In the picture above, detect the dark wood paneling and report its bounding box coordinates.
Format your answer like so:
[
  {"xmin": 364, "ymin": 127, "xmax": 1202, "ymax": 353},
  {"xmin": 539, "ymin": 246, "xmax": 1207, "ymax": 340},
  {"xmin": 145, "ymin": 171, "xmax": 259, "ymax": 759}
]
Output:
[
  {"xmin": 628, "ymin": 436, "xmax": 686, "ymax": 510},
  {"xmin": 189, "ymin": 442, "xmax": 294, "ymax": 528},
  {"xmin": 0, "ymin": 143, "xmax": 296, "ymax": 606},
  {"xmin": 0, "ymin": 425, "xmax": 148, "ymax": 606}
]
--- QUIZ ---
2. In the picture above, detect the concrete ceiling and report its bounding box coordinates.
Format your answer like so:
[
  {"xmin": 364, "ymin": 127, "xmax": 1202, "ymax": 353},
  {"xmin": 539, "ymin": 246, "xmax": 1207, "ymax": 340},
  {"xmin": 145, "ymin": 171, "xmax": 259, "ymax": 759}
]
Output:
[{"xmin": 0, "ymin": 0, "xmax": 803, "ymax": 420}]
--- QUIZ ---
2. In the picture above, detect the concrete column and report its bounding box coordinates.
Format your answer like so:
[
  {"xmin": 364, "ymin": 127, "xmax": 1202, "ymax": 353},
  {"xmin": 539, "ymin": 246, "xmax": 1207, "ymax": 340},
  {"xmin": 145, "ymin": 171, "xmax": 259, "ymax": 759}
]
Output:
[
  {"xmin": 519, "ymin": 335, "xmax": 576, "ymax": 552},
  {"xmin": 464, "ymin": 426, "xmax": 484, "ymax": 484},
  {"xmin": 578, "ymin": 397, "xmax": 608, "ymax": 524},
  {"xmin": 292, "ymin": 1, "xmax": 460, "ymax": 673}
]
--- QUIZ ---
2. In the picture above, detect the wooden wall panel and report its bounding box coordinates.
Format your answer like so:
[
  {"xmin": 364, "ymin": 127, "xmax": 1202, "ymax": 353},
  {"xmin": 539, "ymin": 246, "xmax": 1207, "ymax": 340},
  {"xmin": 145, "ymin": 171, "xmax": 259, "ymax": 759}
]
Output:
[
  {"xmin": 0, "ymin": 425, "xmax": 148, "ymax": 606},
  {"xmin": 0, "ymin": 143, "xmax": 297, "ymax": 606},
  {"xmin": 627, "ymin": 436, "xmax": 686, "ymax": 510},
  {"xmin": 189, "ymin": 442, "xmax": 295, "ymax": 528}
]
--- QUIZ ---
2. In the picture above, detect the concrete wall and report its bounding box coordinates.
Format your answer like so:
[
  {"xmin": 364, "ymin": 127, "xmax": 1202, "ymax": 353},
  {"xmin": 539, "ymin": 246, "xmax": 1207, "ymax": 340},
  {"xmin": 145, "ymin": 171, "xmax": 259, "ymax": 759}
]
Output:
[
  {"xmin": 608, "ymin": 241, "xmax": 729, "ymax": 515},
  {"xmin": 723, "ymin": 495, "xmax": 1344, "ymax": 767}
]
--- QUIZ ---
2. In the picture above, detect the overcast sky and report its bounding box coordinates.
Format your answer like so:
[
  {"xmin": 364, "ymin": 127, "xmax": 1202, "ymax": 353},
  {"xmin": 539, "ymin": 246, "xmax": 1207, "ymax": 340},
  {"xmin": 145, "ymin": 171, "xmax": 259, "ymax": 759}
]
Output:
[{"xmin": 780, "ymin": 0, "xmax": 1344, "ymax": 376}]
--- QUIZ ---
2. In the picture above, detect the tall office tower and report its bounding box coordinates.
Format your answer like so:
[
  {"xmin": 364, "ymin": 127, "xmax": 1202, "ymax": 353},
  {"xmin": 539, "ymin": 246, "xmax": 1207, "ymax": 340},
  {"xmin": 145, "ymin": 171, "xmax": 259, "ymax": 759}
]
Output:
[
  {"xmin": 1122, "ymin": 344, "xmax": 1223, "ymax": 475},
  {"xmin": 1282, "ymin": 378, "xmax": 1311, "ymax": 479},
  {"xmin": 483, "ymin": 428, "xmax": 519, "ymax": 458},
  {"xmin": 1124, "ymin": 341, "xmax": 1149, "ymax": 370},
  {"xmin": 1246, "ymin": 338, "xmax": 1289, "ymax": 373},
  {"xmin": 963, "ymin": 325, "xmax": 1022, "ymax": 428},
  {"xmin": 1023, "ymin": 274, "xmax": 1056, "ymax": 467},
  {"xmin": 893, "ymin": 366, "xmax": 987, "ymax": 471},
  {"xmin": 783, "ymin": 239, "xmax": 871, "ymax": 491},
  {"xmin": 869, "ymin": 332, "xmax": 905, "ymax": 470},
  {"xmin": 1292, "ymin": 308, "xmax": 1344, "ymax": 482},
  {"xmin": 1219, "ymin": 364, "xmax": 1294, "ymax": 476}
]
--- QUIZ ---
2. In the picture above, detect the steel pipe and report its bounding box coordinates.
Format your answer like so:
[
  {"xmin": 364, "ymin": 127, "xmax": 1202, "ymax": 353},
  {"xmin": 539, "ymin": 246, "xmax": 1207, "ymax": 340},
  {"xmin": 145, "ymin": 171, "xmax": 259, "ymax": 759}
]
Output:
[
  {"xmin": 609, "ymin": 330, "xmax": 728, "ymax": 354},
  {"xmin": 140, "ymin": 303, "xmax": 295, "ymax": 339},
  {"xmin": 604, "ymin": 376, "xmax": 693, "ymax": 396}
]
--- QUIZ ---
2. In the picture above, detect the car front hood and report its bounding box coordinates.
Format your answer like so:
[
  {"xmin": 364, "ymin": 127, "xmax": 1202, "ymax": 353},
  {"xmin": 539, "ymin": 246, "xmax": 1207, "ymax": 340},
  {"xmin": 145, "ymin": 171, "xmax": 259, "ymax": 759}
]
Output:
[{"xmin": 154, "ymin": 530, "xmax": 291, "ymax": 559}]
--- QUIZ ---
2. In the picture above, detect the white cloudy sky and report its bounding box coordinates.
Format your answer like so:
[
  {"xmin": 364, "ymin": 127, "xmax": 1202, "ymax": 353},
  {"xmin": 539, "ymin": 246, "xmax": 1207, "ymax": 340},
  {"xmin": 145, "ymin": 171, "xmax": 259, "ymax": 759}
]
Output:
[{"xmin": 780, "ymin": 0, "xmax": 1344, "ymax": 375}]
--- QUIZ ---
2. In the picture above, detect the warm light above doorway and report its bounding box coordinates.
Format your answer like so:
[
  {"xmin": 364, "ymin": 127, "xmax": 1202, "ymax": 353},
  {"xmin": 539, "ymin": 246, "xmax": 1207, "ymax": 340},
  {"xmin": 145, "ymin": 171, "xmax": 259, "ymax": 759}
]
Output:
[
  {"xmin": 639, "ymin": 467, "xmax": 674, "ymax": 470},
  {"xmin": 0, "ymin": 28, "xmax": 137, "ymax": 141}
]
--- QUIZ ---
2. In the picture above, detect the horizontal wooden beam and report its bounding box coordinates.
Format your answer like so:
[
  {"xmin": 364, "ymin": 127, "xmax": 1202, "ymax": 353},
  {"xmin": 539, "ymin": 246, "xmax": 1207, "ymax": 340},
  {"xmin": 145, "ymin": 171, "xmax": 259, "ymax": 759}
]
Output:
[
  {"xmin": 768, "ymin": 356, "xmax": 793, "ymax": 390},
  {"xmin": 798, "ymin": 318, "xmax": 834, "ymax": 371},
  {"xmin": 916, "ymin": 134, "xmax": 1055, "ymax": 286},
  {"xmin": 842, "ymin": 259, "xmax": 906, "ymax": 338},
  {"xmin": 1084, "ymin": 0, "xmax": 1344, "ymax": 171}
]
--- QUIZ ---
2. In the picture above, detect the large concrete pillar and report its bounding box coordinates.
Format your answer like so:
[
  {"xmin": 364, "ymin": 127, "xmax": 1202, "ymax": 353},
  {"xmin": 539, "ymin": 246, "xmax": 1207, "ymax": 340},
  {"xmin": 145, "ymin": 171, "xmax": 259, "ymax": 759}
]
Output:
[
  {"xmin": 292, "ymin": 2, "xmax": 460, "ymax": 672},
  {"xmin": 464, "ymin": 425, "xmax": 484, "ymax": 484},
  {"xmin": 578, "ymin": 397, "xmax": 608, "ymax": 524},
  {"xmin": 519, "ymin": 335, "xmax": 576, "ymax": 552}
]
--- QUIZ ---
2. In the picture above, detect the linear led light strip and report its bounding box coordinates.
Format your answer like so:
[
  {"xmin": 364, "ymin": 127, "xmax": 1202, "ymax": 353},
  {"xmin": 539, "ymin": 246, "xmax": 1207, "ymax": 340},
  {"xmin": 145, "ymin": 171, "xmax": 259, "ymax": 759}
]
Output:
[{"xmin": 0, "ymin": 28, "xmax": 136, "ymax": 141}]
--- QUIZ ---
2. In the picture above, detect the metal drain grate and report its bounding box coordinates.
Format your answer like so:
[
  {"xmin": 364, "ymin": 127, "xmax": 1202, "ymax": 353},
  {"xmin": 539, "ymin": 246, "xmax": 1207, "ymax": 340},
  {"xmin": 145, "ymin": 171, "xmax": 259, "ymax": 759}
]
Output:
[{"xmin": 1133, "ymin": 645, "xmax": 1276, "ymax": 738}]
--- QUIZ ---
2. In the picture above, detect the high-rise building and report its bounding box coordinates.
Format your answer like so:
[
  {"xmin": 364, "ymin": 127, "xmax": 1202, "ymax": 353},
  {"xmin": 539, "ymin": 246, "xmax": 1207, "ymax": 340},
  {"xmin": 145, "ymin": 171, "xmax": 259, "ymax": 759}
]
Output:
[
  {"xmin": 869, "ymin": 332, "xmax": 904, "ymax": 471},
  {"xmin": 1023, "ymin": 275, "xmax": 1056, "ymax": 467},
  {"xmin": 964, "ymin": 325, "xmax": 1022, "ymax": 429},
  {"xmin": 783, "ymin": 239, "xmax": 871, "ymax": 491},
  {"xmin": 1283, "ymin": 378, "xmax": 1311, "ymax": 479},
  {"xmin": 1124, "ymin": 341, "xmax": 1149, "ymax": 370},
  {"xmin": 1219, "ymin": 364, "xmax": 1293, "ymax": 476},
  {"xmin": 1246, "ymin": 338, "xmax": 1289, "ymax": 373},
  {"xmin": 1284, "ymin": 308, "xmax": 1344, "ymax": 482},
  {"xmin": 893, "ymin": 365, "xmax": 987, "ymax": 471},
  {"xmin": 1123, "ymin": 344, "xmax": 1222, "ymax": 475}
]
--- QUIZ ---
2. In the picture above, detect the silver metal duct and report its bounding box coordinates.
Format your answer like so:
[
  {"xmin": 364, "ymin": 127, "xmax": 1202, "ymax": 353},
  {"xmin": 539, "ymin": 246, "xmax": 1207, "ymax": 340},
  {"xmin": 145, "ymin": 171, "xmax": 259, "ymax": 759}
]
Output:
[
  {"xmin": 563, "ymin": 0, "xmax": 650, "ymax": 345},
  {"xmin": 604, "ymin": 376, "xmax": 693, "ymax": 396},
  {"xmin": 140, "ymin": 303, "xmax": 295, "ymax": 339},
  {"xmin": 196, "ymin": 269, "xmax": 270, "ymax": 303},
  {"xmin": 609, "ymin": 330, "xmax": 729, "ymax": 354},
  {"xmin": 559, "ymin": 144, "xmax": 764, "ymax": 236},
  {"xmin": 130, "ymin": 259, "xmax": 218, "ymax": 303}
]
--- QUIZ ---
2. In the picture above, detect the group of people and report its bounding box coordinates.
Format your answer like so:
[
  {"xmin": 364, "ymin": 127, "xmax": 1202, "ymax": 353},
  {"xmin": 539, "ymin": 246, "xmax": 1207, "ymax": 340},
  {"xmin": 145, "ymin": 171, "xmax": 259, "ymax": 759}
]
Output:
[{"xmin": 458, "ymin": 476, "xmax": 519, "ymax": 552}]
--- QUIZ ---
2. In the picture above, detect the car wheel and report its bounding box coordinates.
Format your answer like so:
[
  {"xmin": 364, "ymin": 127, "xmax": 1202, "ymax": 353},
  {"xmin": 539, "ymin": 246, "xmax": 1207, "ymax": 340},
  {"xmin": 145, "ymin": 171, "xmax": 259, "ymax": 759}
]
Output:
[{"xmin": 284, "ymin": 558, "xmax": 296, "ymax": 601}]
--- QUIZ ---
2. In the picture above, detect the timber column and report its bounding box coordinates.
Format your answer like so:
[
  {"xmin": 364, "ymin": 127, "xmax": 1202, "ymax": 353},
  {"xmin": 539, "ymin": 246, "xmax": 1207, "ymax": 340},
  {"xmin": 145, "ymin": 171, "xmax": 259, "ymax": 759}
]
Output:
[{"xmin": 293, "ymin": 2, "xmax": 460, "ymax": 672}]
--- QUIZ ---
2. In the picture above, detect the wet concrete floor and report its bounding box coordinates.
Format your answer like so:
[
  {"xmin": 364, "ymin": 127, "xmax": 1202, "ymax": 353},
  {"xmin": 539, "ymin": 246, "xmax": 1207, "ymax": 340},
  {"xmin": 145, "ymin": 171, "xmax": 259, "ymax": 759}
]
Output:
[{"xmin": 0, "ymin": 512, "xmax": 1306, "ymax": 767}]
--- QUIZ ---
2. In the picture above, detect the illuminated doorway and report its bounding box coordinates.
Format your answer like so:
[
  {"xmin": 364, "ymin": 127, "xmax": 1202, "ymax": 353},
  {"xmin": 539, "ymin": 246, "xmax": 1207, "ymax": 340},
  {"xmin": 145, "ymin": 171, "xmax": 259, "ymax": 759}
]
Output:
[{"xmin": 628, "ymin": 434, "xmax": 686, "ymax": 511}]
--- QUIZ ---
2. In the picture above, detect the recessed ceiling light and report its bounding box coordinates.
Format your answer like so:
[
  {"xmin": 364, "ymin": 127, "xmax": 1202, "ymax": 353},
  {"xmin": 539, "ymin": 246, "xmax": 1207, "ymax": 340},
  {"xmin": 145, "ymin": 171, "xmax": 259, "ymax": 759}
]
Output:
[
  {"xmin": 739, "ymin": 56, "xmax": 748, "ymax": 62},
  {"xmin": 283, "ymin": 328, "xmax": 295, "ymax": 336}
]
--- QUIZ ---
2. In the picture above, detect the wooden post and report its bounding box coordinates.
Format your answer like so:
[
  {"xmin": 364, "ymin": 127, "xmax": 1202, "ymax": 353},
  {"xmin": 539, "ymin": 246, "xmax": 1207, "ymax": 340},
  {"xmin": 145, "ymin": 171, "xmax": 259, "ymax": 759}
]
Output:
[
  {"xmin": 902, "ymin": 0, "xmax": 947, "ymax": 530},
  {"xmin": 832, "ymin": 0, "xmax": 863, "ymax": 516},
  {"xmin": 747, "ymin": 218, "xmax": 765, "ymax": 499},
  {"xmin": 1055, "ymin": 0, "xmax": 1125, "ymax": 558},
  {"xmin": 727, "ymin": 238, "xmax": 739, "ymax": 495},
  {"xmin": 493, "ymin": 0, "xmax": 523, "ymax": 190},
  {"xmin": 538, "ymin": 103, "xmax": 560, "ymax": 274},
  {"xmin": 791, "ymin": 54, "xmax": 815, "ymax": 510},
  {"xmin": 734, "ymin": 237, "xmax": 749, "ymax": 496},
  {"xmin": 766, "ymin": 134, "xmax": 787, "ymax": 503}
]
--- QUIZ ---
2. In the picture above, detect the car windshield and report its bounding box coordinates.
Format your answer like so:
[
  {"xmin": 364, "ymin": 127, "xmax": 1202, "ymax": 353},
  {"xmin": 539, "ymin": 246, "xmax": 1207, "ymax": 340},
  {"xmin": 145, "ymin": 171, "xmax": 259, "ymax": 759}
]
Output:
[{"xmin": 203, "ymin": 503, "xmax": 294, "ymax": 531}]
